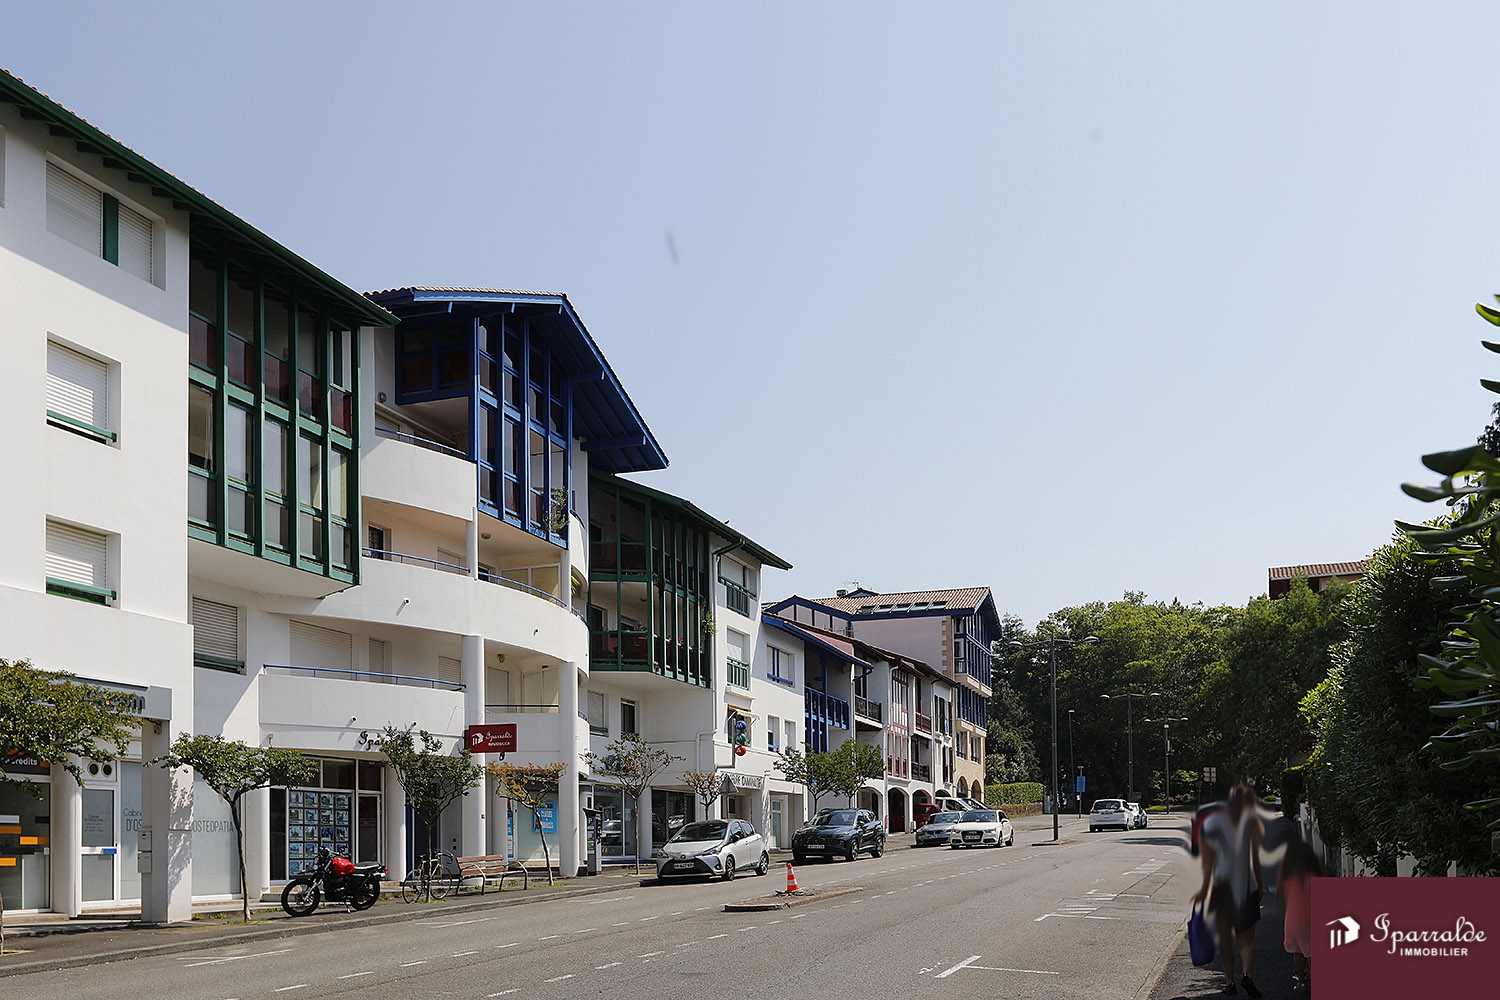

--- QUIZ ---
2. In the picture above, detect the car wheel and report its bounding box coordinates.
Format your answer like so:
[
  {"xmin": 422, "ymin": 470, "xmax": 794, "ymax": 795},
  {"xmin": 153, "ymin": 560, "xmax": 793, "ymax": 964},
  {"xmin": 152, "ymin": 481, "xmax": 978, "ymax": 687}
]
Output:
[
  {"xmin": 722, "ymin": 856, "xmax": 736, "ymax": 881},
  {"xmin": 845, "ymin": 842, "xmax": 858, "ymax": 863},
  {"xmin": 871, "ymin": 838, "xmax": 884, "ymax": 859},
  {"xmin": 1006, "ymin": 831, "xmax": 1014, "ymax": 847},
  {"xmin": 1089, "ymin": 825, "xmax": 1096, "ymax": 832},
  {"xmin": 755, "ymin": 851, "xmax": 769, "ymax": 876}
]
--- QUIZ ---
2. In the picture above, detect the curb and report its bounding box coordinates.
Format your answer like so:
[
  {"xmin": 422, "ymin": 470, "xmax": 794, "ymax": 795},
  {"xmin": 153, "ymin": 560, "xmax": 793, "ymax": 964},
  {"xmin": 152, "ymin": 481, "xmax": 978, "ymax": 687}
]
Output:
[{"xmin": 723, "ymin": 886, "xmax": 863, "ymax": 912}]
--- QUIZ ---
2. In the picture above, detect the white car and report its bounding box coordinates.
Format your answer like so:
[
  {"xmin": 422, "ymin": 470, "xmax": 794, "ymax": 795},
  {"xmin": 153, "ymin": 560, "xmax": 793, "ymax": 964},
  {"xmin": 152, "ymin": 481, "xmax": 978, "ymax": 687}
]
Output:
[
  {"xmin": 948, "ymin": 808, "xmax": 1014, "ymax": 849},
  {"xmin": 655, "ymin": 819, "xmax": 769, "ymax": 881},
  {"xmin": 1089, "ymin": 798, "xmax": 1132, "ymax": 832},
  {"xmin": 915, "ymin": 810, "xmax": 965, "ymax": 847},
  {"xmin": 1130, "ymin": 803, "xmax": 1148, "ymax": 829}
]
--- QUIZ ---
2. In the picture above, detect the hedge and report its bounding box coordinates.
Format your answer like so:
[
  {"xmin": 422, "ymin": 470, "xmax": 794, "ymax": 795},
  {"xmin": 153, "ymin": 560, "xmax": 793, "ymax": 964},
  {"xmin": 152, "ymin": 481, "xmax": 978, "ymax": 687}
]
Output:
[{"xmin": 984, "ymin": 781, "xmax": 1045, "ymax": 805}]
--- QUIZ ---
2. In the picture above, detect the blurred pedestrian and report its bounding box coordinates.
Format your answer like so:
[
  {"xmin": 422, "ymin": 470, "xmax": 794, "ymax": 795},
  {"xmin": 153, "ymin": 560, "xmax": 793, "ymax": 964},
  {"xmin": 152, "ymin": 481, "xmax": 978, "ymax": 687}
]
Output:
[
  {"xmin": 1191, "ymin": 783, "xmax": 1265, "ymax": 997},
  {"xmin": 1278, "ymin": 832, "xmax": 1321, "ymax": 994}
]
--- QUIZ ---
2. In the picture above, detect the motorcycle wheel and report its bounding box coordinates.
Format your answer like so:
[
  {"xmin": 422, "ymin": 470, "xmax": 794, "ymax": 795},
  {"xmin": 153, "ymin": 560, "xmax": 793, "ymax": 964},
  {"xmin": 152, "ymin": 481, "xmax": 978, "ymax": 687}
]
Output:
[
  {"xmin": 281, "ymin": 876, "xmax": 320, "ymax": 917},
  {"xmin": 351, "ymin": 876, "xmax": 380, "ymax": 911}
]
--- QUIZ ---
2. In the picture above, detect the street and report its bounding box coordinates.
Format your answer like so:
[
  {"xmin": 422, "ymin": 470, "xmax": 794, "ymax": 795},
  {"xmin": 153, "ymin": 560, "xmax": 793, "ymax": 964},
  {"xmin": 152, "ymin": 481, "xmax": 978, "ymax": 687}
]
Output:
[{"xmin": 2, "ymin": 816, "xmax": 1199, "ymax": 1000}]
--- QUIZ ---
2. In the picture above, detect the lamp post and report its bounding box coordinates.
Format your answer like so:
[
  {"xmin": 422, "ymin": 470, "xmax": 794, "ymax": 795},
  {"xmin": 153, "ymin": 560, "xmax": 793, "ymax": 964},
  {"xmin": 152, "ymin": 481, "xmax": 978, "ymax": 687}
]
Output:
[
  {"xmin": 1011, "ymin": 634, "xmax": 1098, "ymax": 842},
  {"xmin": 1144, "ymin": 718, "xmax": 1188, "ymax": 813},
  {"xmin": 1067, "ymin": 708, "xmax": 1077, "ymax": 817},
  {"xmin": 1100, "ymin": 690, "xmax": 1161, "ymax": 804}
]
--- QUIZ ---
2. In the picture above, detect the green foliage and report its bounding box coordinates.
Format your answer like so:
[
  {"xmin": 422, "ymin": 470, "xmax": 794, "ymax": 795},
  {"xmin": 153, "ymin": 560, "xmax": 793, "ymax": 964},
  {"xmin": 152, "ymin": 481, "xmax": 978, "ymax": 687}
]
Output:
[
  {"xmin": 0, "ymin": 658, "xmax": 136, "ymax": 790},
  {"xmin": 158, "ymin": 733, "xmax": 319, "ymax": 921},
  {"xmin": 680, "ymin": 769, "xmax": 725, "ymax": 811},
  {"xmin": 985, "ymin": 781, "xmax": 1045, "ymax": 804},
  {"xmin": 774, "ymin": 739, "xmax": 884, "ymax": 810},
  {"xmin": 489, "ymin": 761, "xmax": 566, "ymax": 883},
  {"xmin": 583, "ymin": 733, "xmax": 682, "ymax": 872},
  {"xmin": 381, "ymin": 726, "xmax": 484, "ymax": 859}
]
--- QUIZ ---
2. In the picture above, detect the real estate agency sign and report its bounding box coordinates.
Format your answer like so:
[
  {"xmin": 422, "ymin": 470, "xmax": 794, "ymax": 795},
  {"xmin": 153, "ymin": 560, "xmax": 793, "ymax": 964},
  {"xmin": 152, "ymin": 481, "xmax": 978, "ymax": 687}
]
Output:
[
  {"xmin": 464, "ymin": 724, "xmax": 517, "ymax": 754},
  {"xmin": 1315, "ymin": 877, "xmax": 1500, "ymax": 997}
]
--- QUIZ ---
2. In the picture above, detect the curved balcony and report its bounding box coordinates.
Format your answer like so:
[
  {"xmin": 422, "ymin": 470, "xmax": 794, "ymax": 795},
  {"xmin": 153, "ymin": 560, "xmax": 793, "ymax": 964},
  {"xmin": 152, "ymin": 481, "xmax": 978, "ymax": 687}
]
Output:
[
  {"xmin": 363, "ymin": 428, "xmax": 476, "ymax": 520},
  {"xmin": 259, "ymin": 663, "xmax": 465, "ymax": 749},
  {"xmin": 315, "ymin": 551, "xmax": 588, "ymax": 664}
]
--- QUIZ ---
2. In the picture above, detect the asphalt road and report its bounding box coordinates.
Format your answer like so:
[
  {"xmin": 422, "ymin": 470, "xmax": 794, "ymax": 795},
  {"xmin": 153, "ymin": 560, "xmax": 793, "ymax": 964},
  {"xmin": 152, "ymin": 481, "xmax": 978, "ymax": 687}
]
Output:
[{"xmin": 3, "ymin": 815, "xmax": 1198, "ymax": 1000}]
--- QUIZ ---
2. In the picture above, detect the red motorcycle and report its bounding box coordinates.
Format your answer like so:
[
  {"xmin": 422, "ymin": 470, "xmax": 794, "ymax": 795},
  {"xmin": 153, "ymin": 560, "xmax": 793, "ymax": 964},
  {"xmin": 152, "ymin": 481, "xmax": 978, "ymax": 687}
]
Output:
[{"xmin": 281, "ymin": 847, "xmax": 386, "ymax": 915}]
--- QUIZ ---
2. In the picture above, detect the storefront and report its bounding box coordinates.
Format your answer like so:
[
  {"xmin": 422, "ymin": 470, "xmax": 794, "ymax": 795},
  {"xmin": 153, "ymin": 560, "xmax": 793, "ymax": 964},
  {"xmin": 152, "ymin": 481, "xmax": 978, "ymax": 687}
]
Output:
[
  {"xmin": 269, "ymin": 757, "xmax": 385, "ymax": 882},
  {"xmin": 1, "ymin": 757, "xmax": 53, "ymax": 911}
]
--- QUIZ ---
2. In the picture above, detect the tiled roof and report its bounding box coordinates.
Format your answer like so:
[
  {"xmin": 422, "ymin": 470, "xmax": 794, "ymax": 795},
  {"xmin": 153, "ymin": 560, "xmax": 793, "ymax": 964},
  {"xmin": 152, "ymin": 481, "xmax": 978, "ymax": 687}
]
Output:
[
  {"xmin": 814, "ymin": 587, "xmax": 992, "ymax": 615},
  {"xmin": 1267, "ymin": 561, "xmax": 1369, "ymax": 581},
  {"xmin": 765, "ymin": 615, "xmax": 947, "ymax": 682},
  {"xmin": 365, "ymin": 285, "xmax": 567, "ymax": 298}
]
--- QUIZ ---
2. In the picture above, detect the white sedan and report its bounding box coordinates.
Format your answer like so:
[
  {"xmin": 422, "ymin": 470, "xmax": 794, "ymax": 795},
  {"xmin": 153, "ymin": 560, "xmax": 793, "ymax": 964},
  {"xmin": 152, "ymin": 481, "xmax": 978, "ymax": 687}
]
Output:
[
  {"xmin": 655, "ymin": 819, "xmax": 769, "ymax": 881},
  {"xmin": 915, "ymin": 810, "xmax": 965, "ymax": 847},
  {"xmin": 948, "ymin": 809, "xmax": 1014, "ymax": 849}
]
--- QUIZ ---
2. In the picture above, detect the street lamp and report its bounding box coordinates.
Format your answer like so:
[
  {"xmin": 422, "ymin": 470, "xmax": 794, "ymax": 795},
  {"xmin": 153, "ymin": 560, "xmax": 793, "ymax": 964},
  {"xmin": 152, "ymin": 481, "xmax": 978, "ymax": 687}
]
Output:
[
  {"xmin": 1009, "ymin": 634, "xmax": 1098, "ymax": 842},
  {"xmin": 1067, "ymin": 709, "xmax": 1078, "ymax": 817},
  {"xmin": 1099, "ymin": 690, "xmax": 1161, "ymax": 804},
  {"xmin": 1144, "ymin": 718, "xmax": 1188, "ymax": 814}
]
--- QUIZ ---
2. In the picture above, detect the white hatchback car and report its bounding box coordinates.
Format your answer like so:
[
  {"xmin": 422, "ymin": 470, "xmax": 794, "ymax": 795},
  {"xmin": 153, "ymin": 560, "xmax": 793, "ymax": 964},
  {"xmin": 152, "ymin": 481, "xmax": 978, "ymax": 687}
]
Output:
[
  {"xmin": 915, "ymin": 810, "xmax": 966, "ymax": 847},
  {"xmin": 1089, "ymin": 798, "xmax": 1132, "ymax": 832},
  {"xmin": 655, "ymin": 818, "xmax": 769, "ymax": 881},
  {"xmin": 948, "ymin": 808, "xmax": 1014, "ymax": 849}
]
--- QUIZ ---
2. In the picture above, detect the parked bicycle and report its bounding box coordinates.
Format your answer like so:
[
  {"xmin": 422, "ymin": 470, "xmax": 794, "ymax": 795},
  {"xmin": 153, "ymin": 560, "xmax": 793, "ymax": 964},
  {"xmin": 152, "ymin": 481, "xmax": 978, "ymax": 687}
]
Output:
[{"xmin": 401, "ymin": 850, "xmax": 460, "ymax": 903}]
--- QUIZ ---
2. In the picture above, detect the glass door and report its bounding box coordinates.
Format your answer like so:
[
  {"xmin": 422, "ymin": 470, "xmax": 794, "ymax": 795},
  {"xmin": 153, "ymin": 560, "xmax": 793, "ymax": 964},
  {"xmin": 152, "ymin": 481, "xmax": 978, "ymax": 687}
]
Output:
[{"xmin": 81, "ymin": 787, "xmax": 117, "ymax": 903}]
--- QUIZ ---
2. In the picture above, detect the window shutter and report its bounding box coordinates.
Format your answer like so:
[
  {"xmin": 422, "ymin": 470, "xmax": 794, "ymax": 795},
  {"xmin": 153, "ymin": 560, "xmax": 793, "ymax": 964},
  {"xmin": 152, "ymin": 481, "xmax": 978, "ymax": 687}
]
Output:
[
  {"xmin": 46, "ymin": 162, "xmax": 103, "ymax": 255},
  {"xmin": 369, "ymin": 637, "xmax": 387, "ymax": 673},
  {"xmin": 116, "ymin": 202, "xmax": 153, "ymax": 282},
  {"xmin": 289, "ymin": 620, "xmax": 353, "ymax": 671},
  {"xmin": 192, "ymin": 597, "xmax": 240, "ymax": 660},
  {"xmin": 438, "ymin": 655, "xmax": 462, "ymax": 685},
  {"xmin": 46, "ymin": 521, "xmax": 107, "ymax": 588},
  {"xmin": 46, "ymin": 342, "xmax": 110, "ymax": 432},
  {"xmin": 588, "ymin": 690, "xmax": 607, "ymax": 733}
]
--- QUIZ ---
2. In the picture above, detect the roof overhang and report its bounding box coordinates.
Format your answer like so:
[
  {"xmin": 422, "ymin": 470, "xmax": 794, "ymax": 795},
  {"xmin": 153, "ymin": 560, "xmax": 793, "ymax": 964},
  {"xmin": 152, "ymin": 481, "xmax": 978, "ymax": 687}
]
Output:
[{"xmin": 592, "ymin": 469, "xmax": 790, "ymax": 569}]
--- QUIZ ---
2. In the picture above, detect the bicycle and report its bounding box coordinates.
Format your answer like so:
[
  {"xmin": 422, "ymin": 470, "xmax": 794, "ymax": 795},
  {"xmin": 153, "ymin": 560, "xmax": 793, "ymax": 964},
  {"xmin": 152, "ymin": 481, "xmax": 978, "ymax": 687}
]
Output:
[{"xmin": 401, "ymin": 850, "xmax": 460, "ymax": 903}]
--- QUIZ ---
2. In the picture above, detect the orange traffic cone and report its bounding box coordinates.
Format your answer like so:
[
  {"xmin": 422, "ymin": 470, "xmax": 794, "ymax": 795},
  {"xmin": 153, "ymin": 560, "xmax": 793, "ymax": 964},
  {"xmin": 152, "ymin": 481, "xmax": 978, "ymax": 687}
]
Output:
[{"xmin": 785, "ymin": 861, "xmax": 801, "ymax": 893}]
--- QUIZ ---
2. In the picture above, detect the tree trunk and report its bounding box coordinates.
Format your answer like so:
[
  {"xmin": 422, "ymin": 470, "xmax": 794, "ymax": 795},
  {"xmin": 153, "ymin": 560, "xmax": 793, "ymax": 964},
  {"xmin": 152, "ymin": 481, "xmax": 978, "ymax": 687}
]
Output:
[
  {"xmin": 536, "ymin": 810, "xmax": 555, "ymax": 886},
  {"xmin": 233, "ymin": 797, "xmax": 251, "ymax": 923}
]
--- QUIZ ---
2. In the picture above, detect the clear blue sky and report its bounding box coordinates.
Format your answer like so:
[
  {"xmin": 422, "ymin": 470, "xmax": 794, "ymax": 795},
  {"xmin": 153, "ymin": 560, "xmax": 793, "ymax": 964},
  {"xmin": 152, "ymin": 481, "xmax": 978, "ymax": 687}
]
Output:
[{"xmin": 11, "ymin": 3, "xmax": 1500, "ymax": 626}]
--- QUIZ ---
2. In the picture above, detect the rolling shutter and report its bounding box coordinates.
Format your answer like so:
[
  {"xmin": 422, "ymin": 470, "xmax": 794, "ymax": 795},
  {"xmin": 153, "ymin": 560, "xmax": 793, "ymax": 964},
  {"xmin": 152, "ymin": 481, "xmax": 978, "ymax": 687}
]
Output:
[
  {"xmin": 289, "ymin": 620, "xmax": 353, "ymax": 671},
  {"xmin": 46, "ymin": 521, "xmax": 107, "ymax": 589},
  {"xmin": 438, "ymin": 655, "xmax": 462, "ymax": 686},
  {"xmin": 46, "ymin": 342, "xmax": 110, "ymax": 432},
  {"xmin": 116, "ymin": 201, "xmax": 153, "ymax": 282},
  {"xmin": 192, "ymin": 597, "xmax": 240, "ymax": 661},
  {"xmin": 46, "ymin": 162, "xmax": 103, "ymax": 255}
]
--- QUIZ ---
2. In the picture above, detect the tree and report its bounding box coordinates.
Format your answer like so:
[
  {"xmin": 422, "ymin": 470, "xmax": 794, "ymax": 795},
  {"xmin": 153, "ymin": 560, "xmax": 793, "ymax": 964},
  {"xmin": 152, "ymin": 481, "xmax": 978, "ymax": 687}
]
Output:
[
  {"xmin": 1, "ymin": 659, "xmax": 136, "ymax": 952},
  {"xmin": 489, "ymin": 761, "xmax": 567, "ymax": 884},
  {"xmin": 775, "ymin": 739, "xmax": 885, "ymax": 812},
  {"xmin": 680, "ymin": 768, "xmax": 726, "ymax": 816},
  {"xmin": 381, "ymin": 726, "xmax": 484, "ymax": 863},
  {"xmin": 583, "ymin": 733, "xmax": 682, "ymax": 873},
  {"xmin": 157, "ymin": 734, "xmax": 318, "ymax": 922}
]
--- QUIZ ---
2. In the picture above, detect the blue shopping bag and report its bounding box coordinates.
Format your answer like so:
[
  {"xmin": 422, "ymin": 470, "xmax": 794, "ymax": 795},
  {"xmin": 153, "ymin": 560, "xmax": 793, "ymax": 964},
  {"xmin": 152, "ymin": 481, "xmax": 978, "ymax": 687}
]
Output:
[{"xmin": 1188, "ymin": 901, "xmax": 1216, "ymax": 967}]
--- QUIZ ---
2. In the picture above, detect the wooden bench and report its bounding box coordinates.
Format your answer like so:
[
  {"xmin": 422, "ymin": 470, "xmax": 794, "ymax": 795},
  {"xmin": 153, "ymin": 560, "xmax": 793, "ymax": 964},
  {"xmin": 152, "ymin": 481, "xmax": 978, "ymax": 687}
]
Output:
[{"xmin": 454, "ymin": 854, "xmax": 528, "ymax": 894}]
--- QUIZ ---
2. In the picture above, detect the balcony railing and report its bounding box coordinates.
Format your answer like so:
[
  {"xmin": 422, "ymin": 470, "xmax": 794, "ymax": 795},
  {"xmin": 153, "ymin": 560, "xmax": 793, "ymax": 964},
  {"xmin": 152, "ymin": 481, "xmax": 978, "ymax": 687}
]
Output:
[
  {"xmin": 805, "ymin": 688, "xmax": 850, "ymax": 731},
  {"xmin": 590, "ymin": 541, "xmax": 649, "ymax": 575},
  {"xmin": 727, "ymin": 657, "xmax": 751, "ymax": 689},
  {"xmin": 722, "ymin": 580, "xmax": 754, "ymax": 616},
  {"xmin": 887, "ymin": 757, "xmax": 909, "ymax": 779},
  {"xmin": 263, "ymin": 663, "xmax": 464, "ymax": 691},
  {"xmin": 912, "ymin": 762, "xmax": 932, "ymax": 782},
  {"xmin": 363, "ymin": 548, "xmax": 584, "ymax": 621},
  {"xmin": 373, "ymin": 425, "xmax": 469, "ymax": 461},
  {"xmin": 478, "ymin": 567, "xmax": 582, "ymax": 618},
  {"xmin": 915, "ymin": 712, "xmax": 933, "ymax": 734},
  {"xmin": 485, "ymin": 703, "xmax": 559, "ymax": 717},
  {"xmin": 854, "ymin": 695, "xmax": 883, "ymax": 723}
]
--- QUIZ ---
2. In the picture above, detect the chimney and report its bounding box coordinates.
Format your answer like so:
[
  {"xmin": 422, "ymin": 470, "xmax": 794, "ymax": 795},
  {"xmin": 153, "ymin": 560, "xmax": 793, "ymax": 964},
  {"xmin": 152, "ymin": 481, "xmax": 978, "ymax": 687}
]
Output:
[{"xmin": 836, "ymin": 589, "xmax": 848, "ymax": 598}]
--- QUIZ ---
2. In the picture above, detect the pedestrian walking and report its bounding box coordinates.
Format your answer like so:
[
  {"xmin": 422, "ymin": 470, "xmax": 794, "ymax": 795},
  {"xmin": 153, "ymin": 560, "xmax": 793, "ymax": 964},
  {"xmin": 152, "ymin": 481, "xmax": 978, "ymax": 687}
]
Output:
[
  {"xmin": 1191, "ymin": 783, "xmax": 1265, "ymax": 997},
  {"xmin": 1277, "ymin": 832, "xmax": 1321, "ymax": 993}
]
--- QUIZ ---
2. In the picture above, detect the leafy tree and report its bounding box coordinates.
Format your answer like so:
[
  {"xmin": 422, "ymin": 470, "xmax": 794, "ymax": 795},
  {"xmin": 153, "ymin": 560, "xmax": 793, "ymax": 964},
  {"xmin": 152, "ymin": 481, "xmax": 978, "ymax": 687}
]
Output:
[
  {"xmin": 157, "ymin": 733, "xmax": 319, "ymax": 922},
  {"xmin": 1, "ymin": 659, "xmax": 136, "ymax": 951},
  {"xmin": 583, "ymin": 733, "xmax": 682, "ymax": 873},
  {"xmin": 488, "ymin": 761, "xmax": 567, "ymax": 884},
  {"xmin": 381, "ymin": 726, "xmax": 484, "ymax": 862},
  {"xmin": 680, "ymin": 769, "xmax": 726, "ymax": 816},
  {"xmin": 774, "ymin": 740, "xmax": 883, "ymax": 811}
]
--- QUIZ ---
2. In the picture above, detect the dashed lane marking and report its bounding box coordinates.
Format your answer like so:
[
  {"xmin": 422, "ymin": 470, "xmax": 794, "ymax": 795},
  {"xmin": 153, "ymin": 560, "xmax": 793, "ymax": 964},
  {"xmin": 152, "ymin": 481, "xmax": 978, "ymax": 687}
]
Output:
[
  {"xmin": 183, "ymin": 949, "xmax": 293, "ymax": 967},
  {"xmin": 596, "ymin": 962, "xmax": 622, "ymax": 970},
  {"xmin": 543, "ymin": 974, "xmax": 575, "ymax": 983},
  {"xmin": 337, "ymin": 973, "xmax": 373, "ymax": 980}
]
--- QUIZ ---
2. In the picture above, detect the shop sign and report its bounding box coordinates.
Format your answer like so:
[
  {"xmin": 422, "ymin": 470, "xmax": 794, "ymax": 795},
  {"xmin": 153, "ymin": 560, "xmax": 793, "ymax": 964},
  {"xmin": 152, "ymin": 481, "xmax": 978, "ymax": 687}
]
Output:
[
  {"xmin": 1, "ymin": 753, "xmax": 50, "ymax": 776},
  {"xmin": 720, "ymin": 769, "xmax": 764, "ymax": 789},
  {"xmin": 464, "ymin": 724, "xmax": 517, "ymax": 754}
]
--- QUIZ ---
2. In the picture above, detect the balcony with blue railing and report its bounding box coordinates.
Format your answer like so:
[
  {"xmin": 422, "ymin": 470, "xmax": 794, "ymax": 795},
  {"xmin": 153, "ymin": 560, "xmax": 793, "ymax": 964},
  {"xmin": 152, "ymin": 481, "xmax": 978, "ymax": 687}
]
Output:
[
  {"xmin": 726, "ymin": 657, "xmax": 751, "ymax": 689},
  {"xmin": 805, "ymin": 688, "xmax": 850, "ymax": 732}
]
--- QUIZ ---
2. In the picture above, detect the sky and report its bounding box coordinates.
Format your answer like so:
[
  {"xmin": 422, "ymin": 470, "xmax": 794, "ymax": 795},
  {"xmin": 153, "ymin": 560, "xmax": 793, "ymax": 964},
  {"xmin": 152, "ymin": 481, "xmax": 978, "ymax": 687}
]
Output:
[{"xmin": 10, "ymin": 3, "xmax": 1500, "ymax": 627}]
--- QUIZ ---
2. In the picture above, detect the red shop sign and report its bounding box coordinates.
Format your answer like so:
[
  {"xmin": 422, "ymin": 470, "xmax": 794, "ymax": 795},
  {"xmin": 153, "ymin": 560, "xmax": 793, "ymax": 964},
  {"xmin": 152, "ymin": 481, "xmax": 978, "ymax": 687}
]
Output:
[{"xmin": 464, "ymin": 724, "xmax": 517, "ymax": 754}]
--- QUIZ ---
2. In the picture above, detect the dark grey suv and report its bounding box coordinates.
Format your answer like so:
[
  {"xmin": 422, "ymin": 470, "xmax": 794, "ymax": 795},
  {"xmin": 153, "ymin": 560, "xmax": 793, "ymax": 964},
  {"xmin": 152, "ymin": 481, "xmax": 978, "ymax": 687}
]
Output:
[{"xmin": 791, "ymin": 808, "xmax": 886, "ymax": 863}]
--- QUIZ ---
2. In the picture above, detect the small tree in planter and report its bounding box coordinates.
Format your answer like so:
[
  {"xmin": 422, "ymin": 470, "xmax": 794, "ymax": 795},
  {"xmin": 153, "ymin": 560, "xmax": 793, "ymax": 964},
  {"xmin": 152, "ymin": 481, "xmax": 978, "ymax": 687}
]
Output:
[
  {"xmin": 489, "ymin": 761, "xmax": 567, "ymax": 884},
  {"xmin": 381, "ymin": 726, "xmax": 484, "ymax": 863},
  {"xmin": 157, "ymin": 734, "xmax": 319, "ymax": 923},
  {"xmin": 583, "ymin": 734, "xmax": 682, "ymax": 873},
  {"xmin": 1, "ymin": 660, "xmax": 135, "ymax": 951},
  {"xmin": 681, "ymin": 768, "xmax": 727, "ymax": 818}
]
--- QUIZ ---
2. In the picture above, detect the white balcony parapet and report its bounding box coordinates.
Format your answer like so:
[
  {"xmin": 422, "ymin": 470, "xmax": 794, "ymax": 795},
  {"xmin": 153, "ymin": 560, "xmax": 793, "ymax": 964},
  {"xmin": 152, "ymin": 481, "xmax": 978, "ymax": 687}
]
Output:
[{"xmin": 263, "ymin": 662, "xmax": 464, "ymax": 691}]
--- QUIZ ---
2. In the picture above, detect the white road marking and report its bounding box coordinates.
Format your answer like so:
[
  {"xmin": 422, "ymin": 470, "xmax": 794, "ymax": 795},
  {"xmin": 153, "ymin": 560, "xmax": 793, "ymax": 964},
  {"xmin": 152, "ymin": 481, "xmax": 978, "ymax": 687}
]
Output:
[
  {"xmin": 575, "ymin": 927, "xmax": 596, "ymax": 933},
  {"xmin": 544, "ymin": 974, "xmax": 575, "ymax": 983},
  {"xmin": 587, "ymin": 895, "xmax": 635, "ymax": 905},
  {"xmin": 487, "ymin": 992, "xmax": 519, "ymax": 997},
  {"xmin": 737, "ymin": 926, "xmax": 758, "ymax": 932},
  {"xmin": 273, "ymin": 987, "xmax": 307, "ymax": 993},
  {"xmin": 612, "ymin": 921, "xmax": 630, "ymax": 926},
  {"xmin": 639, "ymin": 951, "xmax": 665, "ymax": 958},
  {"xmin": 708, "ymin": 933, "xmax": 729, "ymax": 940},
  {"xmin": 452, "ymin": 951, "xmax": 478, "ymax": 957},
  {"xmin": 969, "ymin": 964, "xmax": 1059, "ymax": 976},
  {"xmin": 539, "ymin": 934, "xmax": 562, "ymax": 939},
  {"xmin": 400, "ymin": 961, "xmax": 427, "ymax": 967},
  {"xmin": 936, "ymin": 956, "xmax": 982, "ymax": 979},
  {"xmin": 418, "ymin": 915, "xmax": 498, "ymax": 928},
  {"xmin": 638, "ymin": 915, "xmax": 659, "ymax": 921},
  {"xmin": 182, "ymin": 949, "xmax": 293, "ymax": 967},
  {"xmin": 337, "ymin": 972, "xmax": 374, "ymax": 979},
  {"xmin": 495, "ymin": 942, "xmax": 518, "ymax": 949},
  {"xmin": 596, "ymin": 962, "xmax": 623, "ymax": 970}
]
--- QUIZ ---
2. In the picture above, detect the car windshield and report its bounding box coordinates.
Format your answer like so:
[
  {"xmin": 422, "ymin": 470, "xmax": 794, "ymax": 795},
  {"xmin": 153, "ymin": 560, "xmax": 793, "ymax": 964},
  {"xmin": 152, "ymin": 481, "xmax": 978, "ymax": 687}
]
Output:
[
  {"xmin": 928, "ymin": 812, "xmax": 962, "ymax": 824},
  {"xmin": 668, "ymin": 821, "xmax": 727, "ymax": 843},
  {"xmin": 811, "ymin": 810, "xmax": 858, "ymax": 827},
  {"xmin": 961, "ymin": 810, "xmax": 998, "ymax": 823}
]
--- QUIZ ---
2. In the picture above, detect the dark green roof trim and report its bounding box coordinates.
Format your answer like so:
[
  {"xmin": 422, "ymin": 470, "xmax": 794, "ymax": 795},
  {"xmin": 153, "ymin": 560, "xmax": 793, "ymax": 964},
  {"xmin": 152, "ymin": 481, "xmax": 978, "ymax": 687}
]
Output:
[
  {"xmin": 591, "ymin": 470, "xmax": 792, "ymax": 571},
  {"xmin": 0, "ymin": 69, "xmax": 392, "ymax": 329}
]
